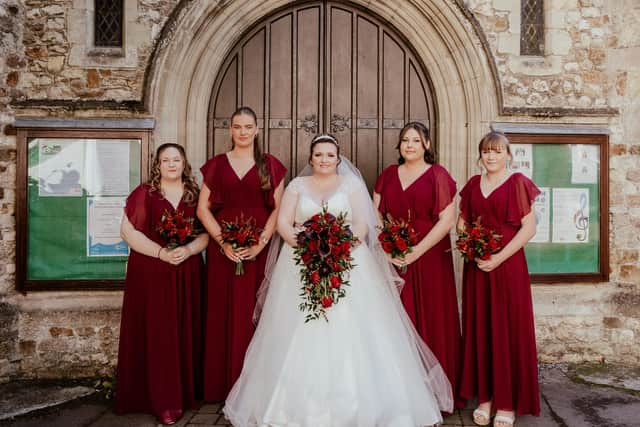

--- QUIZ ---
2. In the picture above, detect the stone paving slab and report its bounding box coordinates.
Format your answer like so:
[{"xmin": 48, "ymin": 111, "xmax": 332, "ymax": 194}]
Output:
[{"xmin": 2, "ymin": 365, "xmax": 640, "ymax": 426}]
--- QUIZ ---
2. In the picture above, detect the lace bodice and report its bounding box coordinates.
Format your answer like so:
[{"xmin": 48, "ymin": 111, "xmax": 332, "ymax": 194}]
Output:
[{"xmin": 288, "ymin": 177, "xmax": 354, "ymax": 224}]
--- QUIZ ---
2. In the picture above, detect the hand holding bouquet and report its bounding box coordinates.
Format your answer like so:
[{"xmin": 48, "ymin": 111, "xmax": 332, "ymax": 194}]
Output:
[
  {"xmin": 220, "ymin": 214, "xmax": 263, "ymax": 275},
  {"xmin": 455, "ymin": 217, "xmax": 502, "ymax": 262},
  {"xmin": 377, "ymin": 213, "xmax": 419, "ymax": 273},
  {"xmin": 294, "ymin": 205, "xmax": 359, "ymax": 322},
  {"xmin": 157, "ymin": 209, "xmax": 203, "ymax": 249}
]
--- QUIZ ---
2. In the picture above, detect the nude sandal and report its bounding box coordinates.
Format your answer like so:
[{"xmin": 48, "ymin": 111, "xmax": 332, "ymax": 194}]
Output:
[
  {"xmin": 472, "ymin": 408, "xmax": 492, "ymax": 426},
  {"xmin": 493, "ymin": 414, "xmax": 515, "ymax": 426}
]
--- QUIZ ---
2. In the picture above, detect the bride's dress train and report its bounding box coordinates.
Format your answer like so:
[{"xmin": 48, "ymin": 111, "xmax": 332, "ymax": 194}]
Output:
[{"xmin": 224, "ymin": 176, "xmax": 451, "ymax": 427}]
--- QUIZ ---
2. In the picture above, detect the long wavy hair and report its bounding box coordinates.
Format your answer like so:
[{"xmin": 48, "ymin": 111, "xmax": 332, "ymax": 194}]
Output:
[
  {"xmin": 396, "ymin": 121, "xmax": 435, "ymax": 165},
  {"xmin": 148, "ymin": 143, "xmax": 199, "ymax": 205},
  {"xmin": 230, "ymin": 106, "xmax": 271, "ymax": 191}
]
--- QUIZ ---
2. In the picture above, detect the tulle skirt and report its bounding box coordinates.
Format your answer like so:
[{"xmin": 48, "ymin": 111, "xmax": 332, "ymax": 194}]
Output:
[{"xmin": 224, "ymin": 244, "xmax": 451, "ymax": 427}]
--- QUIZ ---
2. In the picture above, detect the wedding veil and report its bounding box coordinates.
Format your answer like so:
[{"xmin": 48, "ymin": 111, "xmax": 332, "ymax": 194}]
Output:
[{"xmin": 253, "ymin": 151, "xmax": 454, "ymax": 413}]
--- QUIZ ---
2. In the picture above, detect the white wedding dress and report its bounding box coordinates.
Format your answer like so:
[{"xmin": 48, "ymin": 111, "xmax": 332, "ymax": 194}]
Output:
[{"xmin": 224, "ymin": 175, "xmax": 451, "ymax": 427}]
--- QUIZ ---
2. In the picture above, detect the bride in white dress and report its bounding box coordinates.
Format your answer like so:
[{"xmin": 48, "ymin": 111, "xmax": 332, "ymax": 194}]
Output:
[{"xmin": 224, "ymin": 134, "xmax": 453, "ymax": 427}]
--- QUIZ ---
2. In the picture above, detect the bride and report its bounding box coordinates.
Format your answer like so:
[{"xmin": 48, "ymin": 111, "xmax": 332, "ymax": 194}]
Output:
[{"xmin": 224, "ymin": 134, "xmax": 453, "ymax": 427}]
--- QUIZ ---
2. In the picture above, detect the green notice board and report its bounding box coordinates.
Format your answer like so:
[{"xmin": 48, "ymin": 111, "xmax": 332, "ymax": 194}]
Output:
[
  {"xmin": 27, "ymin": 138, "xmax": 141, "ymax": 280},
  {"xmin": 509, "ymin": 142, "xmax": 601, "ymax": 275}
]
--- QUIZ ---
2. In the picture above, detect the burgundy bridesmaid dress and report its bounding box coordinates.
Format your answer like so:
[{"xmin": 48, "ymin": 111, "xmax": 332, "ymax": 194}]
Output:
[
  {"xmin": 201, "ymin": 153, "xmax": 286, "ymax": 401},
  {"xmin": 116, "ymin": 184, "xmax": 204, "ymax": 419},
  {"xmin": 375, "ymin": 163, "xmax": 464, "ymax": 410},
  {"xmin": 458, "ymin": 173, "xmax": 541, "ymax": 416}
]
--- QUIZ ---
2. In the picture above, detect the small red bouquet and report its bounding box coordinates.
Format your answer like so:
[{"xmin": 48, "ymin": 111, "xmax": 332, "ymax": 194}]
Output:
[
  {"xmin": 220, "ymin": 214, "xmax": 263, "ymax": 275},
  {"xmin": 377, "ymin": 213, "xmax": 419, "ymax": 273},
  {"xmin": 156, "ymin": 209, "xmax": 202, "ymax": 249},
  {"xmin": 455, "ymin": 217, "xmax": 502, "ymax": 262},
  {"xmin": 294, "ymin": 205, "xmax": 359, "ymax": 322}
]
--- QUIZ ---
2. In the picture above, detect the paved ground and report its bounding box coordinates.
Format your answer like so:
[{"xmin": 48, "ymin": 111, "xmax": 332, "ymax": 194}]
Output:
[{"xmin": 1, "ymin": 364, "xmax": 639, "ymax": 426}]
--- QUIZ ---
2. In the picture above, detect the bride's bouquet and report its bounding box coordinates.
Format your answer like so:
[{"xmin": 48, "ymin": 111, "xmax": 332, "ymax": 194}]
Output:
[
  {"xmin": 294, "ymin": 205, "xmax": 359, "ymax": 322},
  {"xmin": 455, "ymin": 217, "xmax": 501, "ymax": 262}
]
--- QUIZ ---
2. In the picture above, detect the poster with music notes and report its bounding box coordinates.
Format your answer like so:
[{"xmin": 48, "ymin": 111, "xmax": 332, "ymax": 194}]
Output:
[{"xmin": 551, "ymin": 188, "xmax": 590, "ymax": 243}]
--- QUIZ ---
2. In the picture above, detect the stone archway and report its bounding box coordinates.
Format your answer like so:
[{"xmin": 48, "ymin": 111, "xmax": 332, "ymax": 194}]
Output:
[{"xmin": 146, "ymin": 0, "xmax": 500, "ymax": 184}]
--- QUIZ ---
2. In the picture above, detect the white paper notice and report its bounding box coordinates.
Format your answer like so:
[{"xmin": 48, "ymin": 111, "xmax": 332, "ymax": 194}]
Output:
[
  {"xmin": 33, "ymin": 140, "xmax": 85, "ymax": 197},
  {"xmin": 531, "ymin": 187, "xmax": 550, "ymax": 243},
  {"xmin": 87, "ymin": 197, "xmax": 129, "ymax": 256},
  {"xmin": 552, "ymin": 188, "xmax": 589, "ymax": 243},
  {"xmin": 571, "ymin": 145, "xmax": 598, "ymax": 184},
  {"xmin": 86, "ymin": 140, "xmax": 131, "ymax": 196},
  {"xmin": 509, "ymin": 144, "xmax": 533, "ymax": 179}
]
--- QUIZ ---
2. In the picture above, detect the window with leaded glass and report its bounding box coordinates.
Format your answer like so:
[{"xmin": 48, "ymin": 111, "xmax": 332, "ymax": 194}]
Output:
[
  {"xmin": 94, "ymin": 0, "xmax": 124, "ymax": 47},
  {"xmin": 521, "ymin": 0, "xmax": 544, "ymax": 56}
]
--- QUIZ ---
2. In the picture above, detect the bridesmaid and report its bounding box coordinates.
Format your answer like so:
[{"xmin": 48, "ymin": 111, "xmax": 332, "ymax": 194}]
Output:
[
  {"xmin": 198, "ymin": 106, "xmax": 287, "ymax": 401},
  {"xmin": 373, "ymin": 121, "xmax": 464, "ymax": 412},
  {"xmin": 458, "ymin": 131, "xmax": 540, "ymax": 427},
  {"xmin": 116, "ymin": 143, "xmax": 208, "ymax": 425}
]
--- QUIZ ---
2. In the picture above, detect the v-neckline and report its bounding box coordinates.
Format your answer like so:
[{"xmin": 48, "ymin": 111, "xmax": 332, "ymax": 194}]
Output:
[
  {"xmin": 225, "ymin": 153, "xmax": 256, "ymax": 181},
  {"xmin": 162, "ymin": 194, "xmax": 183, "ymax": 211},
  {"xmin": 480, "ymin": 172, "xmax": 514, "ymax": 199},
  {"xmin": 397, "ymin": 164, "xmax": 432, "ymax": 192}
]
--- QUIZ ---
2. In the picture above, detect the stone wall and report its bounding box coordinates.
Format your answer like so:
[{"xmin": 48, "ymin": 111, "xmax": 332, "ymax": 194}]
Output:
[{"xmin": 0, "ymin": 0, "xmax": 639, "ymax": 382}]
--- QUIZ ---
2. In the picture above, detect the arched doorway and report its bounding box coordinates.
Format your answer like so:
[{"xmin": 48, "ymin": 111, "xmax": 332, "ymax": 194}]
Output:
[{"xmin": 208, "ymin": 1, "xmax": 436, "ymax": 187}]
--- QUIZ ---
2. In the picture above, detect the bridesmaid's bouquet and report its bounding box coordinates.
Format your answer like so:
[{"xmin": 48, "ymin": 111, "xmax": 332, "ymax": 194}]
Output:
[
  {"xmin": 377, "ymin": 213, "xmax": 419, "ymax": 273},
  {"xmin": 220, "ymin": 214, "xmax": 263, "ymax": 275},
  {"xmin": 455, "ymin": 217, "xmax": 502, "ymax": 262},
  {"xmin": 157, "ymin": 209, "xmax": 202, "ymax": 249},
  {"xmin": 294, "ymin": 205, "xmax": 359, "ymax": 322}
]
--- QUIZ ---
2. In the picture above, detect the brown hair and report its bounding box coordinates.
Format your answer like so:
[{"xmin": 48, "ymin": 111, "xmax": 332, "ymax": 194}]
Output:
[
  {"xmin": 148, "ymin": 143, "xmax": 199, "ymax": 205},
  {"xmin": 477, "ymin": 131, "xmax": 512, "ymax": 167},
  {"xmin": 308, "ymin": 133, "xmax": 341, "ymax": 164},
  {"xmin": 230, "ymin": 106, "xmax": 271, "ymax": 191},
  {"xmin": 396, "ymin": 121, "xmax": 435, "ymax": 165}
]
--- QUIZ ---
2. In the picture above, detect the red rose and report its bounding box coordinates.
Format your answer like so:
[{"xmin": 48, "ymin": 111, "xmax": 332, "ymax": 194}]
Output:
[
  {"xmin": 302, "ymin": 252, "xmax": 312, "ymax": 264},
  {"xmin": 340, "ymin": 241, "xmax": 351, "ymax": 254},
  {"xmin": 321, "ymin": 296, "xmax": 333, "ymax": 308},
  {"xmin": 382, "ymin": 241, "xmax": 394, "ymax": 253},
  {"xmin": 378, "ymin": 233, "xmax": 385, "ymax": 242},
  {"xmin": 310, "ymin": 271, "xmax": 321, "ymax": 284},
  {"xmin": 330, "ymin": 275, "xmax": 342, "ymax": 289},
  {"xmin": 308, "ymin": 240, "xmax": 319, "ymax": 252},
  {"xmin": 470, "ymin": 228, "xmax": 481, "ymax": 239},
  {"xmin": 408, "ymin": 229, "xmax": 419, "ymax": 245},
  {"xmin": 395, "ymin": 238, "xmax": 408, "ymax": 251},
  {"xmin": 480, "ymin": 252, "xmax": 491, "ymax": 260}
]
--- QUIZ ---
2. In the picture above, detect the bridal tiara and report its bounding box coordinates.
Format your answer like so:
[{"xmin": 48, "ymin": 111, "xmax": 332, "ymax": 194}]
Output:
[{"xmin": 311, "ymin": 134, "xmax": 339, "ymax": 146}]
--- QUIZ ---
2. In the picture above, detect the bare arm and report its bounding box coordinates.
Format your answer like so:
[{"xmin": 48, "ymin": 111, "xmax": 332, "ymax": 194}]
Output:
[
  {"xmin": 276, "ymin": 184, "xmax": 301, "ymax": 247},
  {"xmin": 476, "ymin": 210, "xmax": 536, "ymax": 272},
  {"xmin": 347, "ymin": 188, "xmax": 370, "ymax": 243},
  {"xmin": 236, "ymin": 180, "xmax": 285, "ymax": 259},
  {"xmin": 372, "ymin": 192, "xmax": 385, "ymax": 227},
  {"xmin": 402, "ymin": 202, "xmax": 455, "ymax": 265},
  {"xmin": 196, "ymin": 183, "xmax": 240, "ymax": 263}
]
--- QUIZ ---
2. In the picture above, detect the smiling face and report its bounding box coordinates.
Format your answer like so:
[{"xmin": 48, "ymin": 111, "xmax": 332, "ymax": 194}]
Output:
[
  {"xmin": 309, "ymin": 141, "xmax": 340, "ymax": 176},
  {"xmin": 230, "ymin": 113, "xmax": 259, "ymax": 148},
  {"xmin": 399, "ymin": 128, "xmax": 429, "ymax": 163},
  {"xmin": 478, "ymin": 133, "xmax": 511, "ymax": 175},
  {"xmin": 158, "ymin": 146, "xmax": 185, "ymax": 181}
]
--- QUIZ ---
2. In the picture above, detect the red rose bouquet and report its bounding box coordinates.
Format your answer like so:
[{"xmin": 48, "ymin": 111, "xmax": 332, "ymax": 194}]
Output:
[
  {"xmin": 294, "ymin": 205, "xmax": 359, "ymax": 322},
  {"xmin": 220, "ymin": 214, "xmax": 263, "ymax": 275},
  {"xmin": 455, "ymin": 217, "xmax": 502, "ymax": 262},
  {"xmin": 156, "ymin": 209, "xmax": 203, "ymax": 249},
  {"xmin": 377, "ymin": 213, "xmax": 419, "ymax": 273}
]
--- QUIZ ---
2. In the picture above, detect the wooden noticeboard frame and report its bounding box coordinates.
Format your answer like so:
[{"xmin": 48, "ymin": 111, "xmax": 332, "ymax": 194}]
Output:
[{"xmin": 16, "ymin": 124, "xmax": 152, "ymax": 292}]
